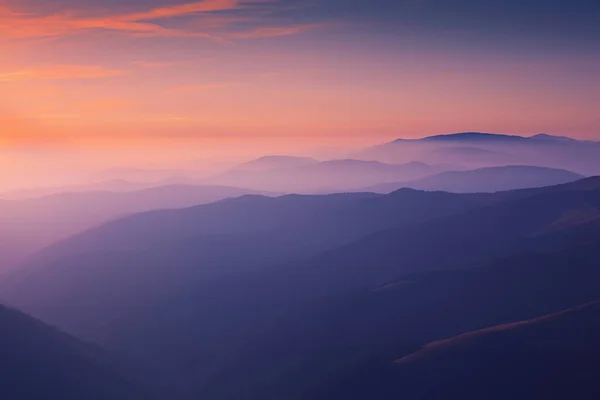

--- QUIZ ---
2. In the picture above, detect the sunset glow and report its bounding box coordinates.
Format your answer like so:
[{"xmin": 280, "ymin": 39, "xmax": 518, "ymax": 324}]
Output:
[{"xmin": 1, "ymin": 0, "xmax": 599, "ymax": 188}]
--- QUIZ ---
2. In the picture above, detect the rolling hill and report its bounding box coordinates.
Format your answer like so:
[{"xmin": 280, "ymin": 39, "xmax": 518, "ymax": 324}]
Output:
[
  {"xmin": 0, "ymin": 184, "xmax": 273, "ymax": 273},
  {"xmin": 1, "ymin": 188, "xmax": 483, "ymax": 338}
]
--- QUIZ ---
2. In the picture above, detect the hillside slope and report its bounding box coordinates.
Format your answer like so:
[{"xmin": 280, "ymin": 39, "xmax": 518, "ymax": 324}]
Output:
[
  {"xmin": 0, "ymin": 184, "xmax": 271, "ymax": 272},
  {"xmin": 0, "ymin": 304, "xmax": 150, "ymax": 400},
  {"xmin": 317, "ymin": 302, "xmax": 600, "ymax": 400}
]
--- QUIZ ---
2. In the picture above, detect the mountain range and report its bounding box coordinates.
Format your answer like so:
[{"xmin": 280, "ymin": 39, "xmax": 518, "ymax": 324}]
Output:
[
  {"xmin": 361, "ymin": 165, "xmax": 583, "ymax": 193},
  {"xmin": 355, "ymin": 132, "xmax": 600, "ymax": 175},
  {"xmin": 1, "ymin": 132, "xmax": 600, "ymax": 399},
  {"xmin": 203, "ymin": 158, "xmax": 442, "ymax": 193},
  {"xmin": 3, "ymin": 175, "xmax": 600, "ymax": 399}
]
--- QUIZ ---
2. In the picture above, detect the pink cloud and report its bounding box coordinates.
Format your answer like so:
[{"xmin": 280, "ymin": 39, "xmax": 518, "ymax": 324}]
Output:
[{"xmin": 0, "ymin": 0, "xmax": 297, "ymax": 40}]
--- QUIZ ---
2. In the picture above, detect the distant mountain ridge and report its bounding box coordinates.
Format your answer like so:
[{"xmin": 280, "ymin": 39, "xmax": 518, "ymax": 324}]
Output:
[
  {"xmin": 356, "ymin": 132, "xmax": 600, "ymax": 175},
  {"xmin": 204, "ymin": 158, "xmax": 441, "ymax": 193},
  {"xmin": 415, "ymin": 131, "xmax": 526, "ymax": 142},
  {"xmin": 361, "ymin": 165, "xmax": 584, "ymax": 193},
  {"xmin": 392, "ymin": 132, "xmax": 598, "ymax": 143}
]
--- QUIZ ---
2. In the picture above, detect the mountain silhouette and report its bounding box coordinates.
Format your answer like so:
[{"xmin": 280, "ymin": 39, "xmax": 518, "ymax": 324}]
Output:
[
  {"xmin": 422, "ymin": 131, "xmax": 527, "ymax": 142},
  {"xmin": 362, "ymin": 165, "xmax": 583, "ymax": 193},
  {"xmin": 355, "ymin": 133, "xmax": 600, "ymax": 175}
]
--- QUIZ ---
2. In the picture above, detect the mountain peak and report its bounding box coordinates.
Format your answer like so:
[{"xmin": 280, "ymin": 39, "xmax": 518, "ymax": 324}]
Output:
[
  {"xmin": 423, "ymin": 132, "xmax": 526, "ymax": 141},
  {"xmin": 530, "ymin": 133, "xmax": 577, "ymax": 142},
  {"xmin": 390, "ymin": 132, "xmax": 528, "ymax": 144}
]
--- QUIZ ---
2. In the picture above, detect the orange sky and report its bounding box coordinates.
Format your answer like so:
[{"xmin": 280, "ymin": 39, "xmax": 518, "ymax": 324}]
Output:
[{"xmin": 1, "ymin": 0, "xmax": 599, "ymax": 188}]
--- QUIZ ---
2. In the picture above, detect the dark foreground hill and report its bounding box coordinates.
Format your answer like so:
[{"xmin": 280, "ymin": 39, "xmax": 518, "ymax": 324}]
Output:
[
  {"xmin": 0, "ymin": 304, "xmax": 150, "ymax": 400},
  {"xmin": 317, "ymin": 302, "xmax": 600, "ymax": 400},
  {"xmin": 197, "ymin": 239, "xmax": 600, "ymax": 400}
]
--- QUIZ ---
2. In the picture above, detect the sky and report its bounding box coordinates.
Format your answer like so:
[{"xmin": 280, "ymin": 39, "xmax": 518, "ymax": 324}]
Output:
[{"xmin": 1, "ymin": 0, "xmax": 600, "ymax": 187}]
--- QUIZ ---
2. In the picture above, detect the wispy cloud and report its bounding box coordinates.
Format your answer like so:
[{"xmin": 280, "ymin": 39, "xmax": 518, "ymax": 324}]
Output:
[
  {"xmin": 0, "ymin": 0, "xmax": 302, "ymax": 41},
  {"xmin": 230, "ymin": 23, "xmax": 318, "ymax": 39},
  {"xmin": 123, "ymin": 0, "xmax": 246, "ymax": 20},
  {"xmin": 0, "ymin": 65, "xmax": 126, "ymax": 82}
]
